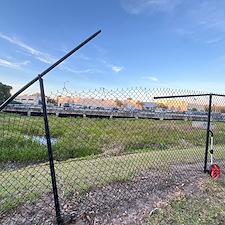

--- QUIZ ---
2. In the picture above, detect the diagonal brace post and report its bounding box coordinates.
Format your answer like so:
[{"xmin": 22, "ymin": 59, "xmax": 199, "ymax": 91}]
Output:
[{"xmin": 0, "ymin": 30, "xmax": 101, "ymax": 111}]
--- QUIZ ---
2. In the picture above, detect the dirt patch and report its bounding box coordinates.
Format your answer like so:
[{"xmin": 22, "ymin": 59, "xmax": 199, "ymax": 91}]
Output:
[
  {"xmin": 1, "ymin": 162, "xmax": 215, "ymax": 225},
  {"xmin": 65, "ymin": 164, "xmax": 208, "ymax": 225}
]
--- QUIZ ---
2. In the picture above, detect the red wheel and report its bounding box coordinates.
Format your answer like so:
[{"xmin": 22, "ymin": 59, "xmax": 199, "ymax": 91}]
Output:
[{"xmin": 210, "ymin": 164, "xmax": 220, "ymax": 179}]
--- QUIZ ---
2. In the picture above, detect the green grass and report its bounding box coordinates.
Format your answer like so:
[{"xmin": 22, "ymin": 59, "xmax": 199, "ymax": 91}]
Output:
[
  {"xmin": 148, "ymin": 179, "xmax": 225, "ymax": 225},
  {"xmin": 1, "ymin": 113, "xmax": 219, "ymax": 163},
  {"xmin": 1, "ymin": 113, "xmax": 225, "ymax": 217},
  {"xmin": 2, "ymin": 144, "xmax": 225, "ymax": 216}
]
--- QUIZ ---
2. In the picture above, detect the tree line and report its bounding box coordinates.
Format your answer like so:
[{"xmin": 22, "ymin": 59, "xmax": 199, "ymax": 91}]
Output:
[{"xmin": 0, "ymin": 82, "xmax": 12, "ymax": 104}]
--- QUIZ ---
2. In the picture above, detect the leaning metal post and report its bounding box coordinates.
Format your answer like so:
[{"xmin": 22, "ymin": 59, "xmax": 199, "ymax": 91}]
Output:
[
  {"xmin": 0, "ymin": 30, "xmax": 101, "ymax": 111},
  {"xmin": 39, "ymin": 76, "xmax": 62, "ymax": 224},
  {"xmin": 0, "ymin": 30, "xmax": 101, "ymax": 224},
  {"xmin": 204, "ymin": 94, "xmax": 212, "ymax": 173}
]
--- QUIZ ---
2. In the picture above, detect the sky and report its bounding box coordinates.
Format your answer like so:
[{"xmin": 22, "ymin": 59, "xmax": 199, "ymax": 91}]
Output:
[{"xmin": 1, "ymin": 0, "xmax": 225, "ymax": 96}]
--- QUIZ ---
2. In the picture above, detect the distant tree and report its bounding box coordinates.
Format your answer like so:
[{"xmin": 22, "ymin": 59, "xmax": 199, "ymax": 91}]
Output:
[
  {"xmin": 157, "ymin": 103, "xmax": 168, "ymax": 109},
  {"xmin": 115, "ymin": 99, "xmax": 123, "ymax": 108},
  {"xmin": 0, "ymin": 82, "xmax": 12, "ymax": 103},
  {"xmin": 47, "ymin": 98, "xmax": 57, "ymax": 105},
  {"xmin": 221, "ymin": 108, "xmax": 225, "ymax": 113},
  {"xmin": 31, "ymin": 93, "xmax": 41, "ymax": 96},
  {"xmin": 191, "ymin": 108, "xmax": 197, "ymax": 111},
  {"xmin": 136, "ymin": 100, "xmax": 143, "ymax": 109}
]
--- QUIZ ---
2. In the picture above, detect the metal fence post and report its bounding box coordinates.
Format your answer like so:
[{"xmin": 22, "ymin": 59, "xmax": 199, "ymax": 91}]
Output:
[
  {"xmin": 204, "ymin": 93, "xmax": 212, "ymax": 173},
  {"xmin": 39, "ymin": 76, "xmax": 62, "ymax": 224}
]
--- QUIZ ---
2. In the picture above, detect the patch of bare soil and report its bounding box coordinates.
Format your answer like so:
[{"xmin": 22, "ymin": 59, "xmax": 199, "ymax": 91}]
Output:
[
  {"xmin": 66, "ymin": 163, "xmax": 208, "ymax": 225},
  {"xmin": 1, "ymin": 163, "xmax": 219, "ymax": 225}
]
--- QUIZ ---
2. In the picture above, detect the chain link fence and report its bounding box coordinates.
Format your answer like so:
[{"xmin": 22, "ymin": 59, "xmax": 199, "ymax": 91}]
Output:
[{"xmin": 1, "ymin": 86, "xmax": 225, "ymax": 224}]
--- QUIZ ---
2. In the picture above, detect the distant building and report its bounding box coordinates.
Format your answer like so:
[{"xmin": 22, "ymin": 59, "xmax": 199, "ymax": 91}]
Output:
[
  {"xmin": 156, "ymin": 100, "xmax": 188, "ymax": 111},
  {"xmin": 142, "ymin": 102, "xmax": 157, "ymax": 110},
  {"xmin": 156, "ymin": 100, "xmax": 207, "ymax": 112},
  {"xmin": 187, "ymin": 103, "xmax": 205, "ymax": 112},
  {"xmin": 57, "ymin": 96, "xmax": 116, "ymax": 108},
  {"xmin": 122, "ymin": 100, "xmax": 137, "ymax": 109},
  {"xmin": 57, "ymin": 96, "xmax": 143, "ymax": 109},
  {"xmin": 15, "ymin": 95, "xmax": 46, "ymax": 105}
]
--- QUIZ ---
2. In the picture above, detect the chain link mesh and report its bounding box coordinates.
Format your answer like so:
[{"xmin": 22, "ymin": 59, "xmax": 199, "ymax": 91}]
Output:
[{"xmin": 1, "ymin": 87, "xmax": 225, "ymax": 224}]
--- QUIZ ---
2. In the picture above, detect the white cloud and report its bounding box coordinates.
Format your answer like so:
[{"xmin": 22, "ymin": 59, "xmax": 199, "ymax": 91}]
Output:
[
  {"xmin": 121, "ymin": 0, "xmax": 182, "ymax": 15},
  {"xmin": 0, "ymin": 58, "xmax": 30, "ymax": 69},
  {"xmin": 0, "ymin": 58, "xmax": 19, "ymax": 69},
  {"xmin": 63, "ymin": 66, "xmax": 92, "ymax": 74},
  {"xmin": 121, "ymin": 0, "xmax": 225, "ymax": 32},
  {"xmin": 176, "ymin": 28, "xmax": 194, "ymax": 35},
  {"xmin": 121, "ymin": 1, "xmax": 225, "ymax": 44},
  {"xmin": 190, "ymin": 1, "xmax": 225, "ymax": 33},
  {"xmin": 61, "ymin": 65, "xmax": 104, "ymax": 74},
  {"xmin": 168, "ymin": 1, "xmax": 225, "ymax": 44},
  {"xmin": 21, "ymin": 60, "xmax": 30, "ymax": 66},
  {"xmin": 204, "ymin": 37, "xmax": 223, "ymax": 44},
  {"xmin": 35, "ymin": 57, "xmax": 54, "ymax": 64},
  {"xmin": 102, "ymin": 60, "xmax": 124, "ymax": 73},
  {"xmin": 0, "ymin": 33, "xmax": 41, "ymax": 56},
  {"xmin": 111, "ymin": 66, "xmax": 124, "ymax": 73},
  {"xmin": 177, "ymin": 1, "xmax": 225, "ymax": 34},
  {"xmin": 142, "ymin": 76, "xmax": 158, "ymax": 81},
  {"xmin": 0, "ymin": 33, "xmax": 55, "ymax": 64}
]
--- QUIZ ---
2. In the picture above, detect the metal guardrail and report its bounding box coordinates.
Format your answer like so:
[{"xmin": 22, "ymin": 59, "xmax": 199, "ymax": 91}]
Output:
[{"xmin": 3, "ymin": 104, "xmax": 225, "ymax": 121}]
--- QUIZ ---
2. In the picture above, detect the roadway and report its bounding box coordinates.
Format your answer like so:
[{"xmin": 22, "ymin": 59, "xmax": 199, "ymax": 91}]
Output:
[{"xmin": 2, "ymin": 104, "xmax": 225, "ymax": 122}]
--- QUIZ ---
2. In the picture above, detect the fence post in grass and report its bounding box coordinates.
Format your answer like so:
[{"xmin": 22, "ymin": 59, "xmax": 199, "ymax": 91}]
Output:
[
  {"xmin": 39, "ymin": 76, "xmax": 62, "ymax": 224},
  {"xmin": 204, "ymin": 93, "xmax": 212, "ymax": 173}
]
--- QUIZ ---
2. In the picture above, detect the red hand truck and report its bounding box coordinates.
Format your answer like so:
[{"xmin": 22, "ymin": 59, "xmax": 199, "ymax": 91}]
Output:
[{"xmin": 209, "ymin": 130, "xmax": 220, "ymax": 179}]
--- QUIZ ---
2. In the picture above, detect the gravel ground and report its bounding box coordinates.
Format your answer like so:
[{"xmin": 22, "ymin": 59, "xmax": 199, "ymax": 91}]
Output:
[{"xmin": 1, "ymin": 162, "xmax": 223, "ymax": 225}]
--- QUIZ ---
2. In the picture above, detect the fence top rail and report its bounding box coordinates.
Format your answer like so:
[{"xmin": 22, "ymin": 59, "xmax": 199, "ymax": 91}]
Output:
[
  {"xmin": 0, "ymin": 30, "xmax": 101, "ymax": 111},
  {"xmin": 154, "ymin": 93, "xmax": 225, "ymax": 99}
]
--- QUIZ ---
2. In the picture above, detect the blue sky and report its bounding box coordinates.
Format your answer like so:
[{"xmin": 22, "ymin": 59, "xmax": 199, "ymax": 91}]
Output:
[{"xmin": 1, "ymin": 0, "xmax": 225, "ymax": 95}]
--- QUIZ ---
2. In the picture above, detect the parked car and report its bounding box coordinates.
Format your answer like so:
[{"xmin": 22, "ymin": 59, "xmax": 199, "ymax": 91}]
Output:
[
  {"xmin": 111, "ymin": 107, "xmax": 118, "ymax": 111},
  {"xmin": 123, "ymin": 107, "xmax": 132, "ymax": 112},
  {"xmin": 132, "ymin": 108, "xmax": 141, "ymax": 113}
]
